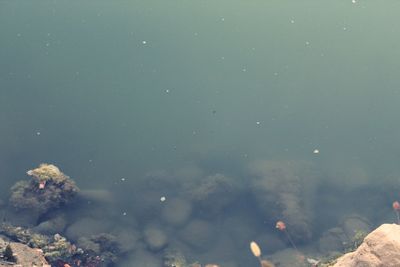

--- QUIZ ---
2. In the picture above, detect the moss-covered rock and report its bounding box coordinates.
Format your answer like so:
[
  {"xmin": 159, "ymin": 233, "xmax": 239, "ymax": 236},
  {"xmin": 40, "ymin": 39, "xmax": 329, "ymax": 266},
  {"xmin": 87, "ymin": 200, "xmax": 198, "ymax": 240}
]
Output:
[{"xmin": 9, "ymin": 163, "xmax": 79, "ymax": 217}]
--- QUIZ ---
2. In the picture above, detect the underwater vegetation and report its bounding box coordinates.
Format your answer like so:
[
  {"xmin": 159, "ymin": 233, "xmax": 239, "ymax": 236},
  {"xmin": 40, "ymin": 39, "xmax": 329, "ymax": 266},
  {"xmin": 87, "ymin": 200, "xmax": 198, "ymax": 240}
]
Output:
[
  {"xmin": 9, "ymin": 164, "xmax": 79, "ymax": 222},
  {"xmin": 393, "ymin": 201, "xmax": 400, "ymax": 224},
  {"xmin": 1, "ymin": 161, "xmax": 400, "ymax": 266},
  {"xmin": 275, "ymin": 220, "xmax": 298, "ymax": 254},
  {"xmin": 249, "ymin": 241, "xmax": 276, "ymax": 267}
]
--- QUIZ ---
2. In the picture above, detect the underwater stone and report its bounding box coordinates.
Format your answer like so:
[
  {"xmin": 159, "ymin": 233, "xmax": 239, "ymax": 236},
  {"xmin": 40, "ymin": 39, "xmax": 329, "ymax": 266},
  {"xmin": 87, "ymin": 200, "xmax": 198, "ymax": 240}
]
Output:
[
  {"xmin": 340, "ymin": 214, "xmax": 371, "ymax": 241},
  {"xmin": 65, "ymin": 217, "xmax": 112, "ymax": 241},
  {"xmin": 33, "ymin": 214, "xmax": 67, "ymax": 235},
  {"xmin": 144, "ymin": 226, "xmax": 168, "ymax": 252},
  {"xmin": 161, "ymin": 197, "xmax": 192, "ymax": 226},
  {"xmin": 121, "ymin": 249, "xmax": 162, "ymax": 267},
  {"xmin": 184, "ymin": 173, "xmax": 238, "ymax": 218},
  {"xmin": 318, "ymin": 227, "xmax": 347, "ymax": 254},
  {"xmin": 179, "ymin": 219, "xmax": 216, "ymax": 252},
  {"xmin": 249, "ymin": 160, "xmax": 317, "ymax": 243}
]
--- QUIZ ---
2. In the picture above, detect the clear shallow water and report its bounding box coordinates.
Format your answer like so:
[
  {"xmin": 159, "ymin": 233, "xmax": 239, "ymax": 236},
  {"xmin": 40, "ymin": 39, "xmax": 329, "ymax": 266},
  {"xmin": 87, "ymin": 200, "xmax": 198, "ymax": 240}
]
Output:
[{"xmin": 1, "ymin": 1, "xmax": 400, "ymax": 266}]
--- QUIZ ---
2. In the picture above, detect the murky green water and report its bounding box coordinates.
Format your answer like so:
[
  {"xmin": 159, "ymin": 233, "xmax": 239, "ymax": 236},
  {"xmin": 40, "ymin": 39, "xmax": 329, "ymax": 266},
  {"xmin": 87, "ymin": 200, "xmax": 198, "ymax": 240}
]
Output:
[{"xmin": 1, "ymin": 1, "xmax": 400, "ymax": 266}]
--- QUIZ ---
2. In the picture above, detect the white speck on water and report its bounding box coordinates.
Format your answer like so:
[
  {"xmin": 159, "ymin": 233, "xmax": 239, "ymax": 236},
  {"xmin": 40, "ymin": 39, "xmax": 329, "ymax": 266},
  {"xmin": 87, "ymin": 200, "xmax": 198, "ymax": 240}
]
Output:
[
  {"xmin": 142, "ymin": 40, "xmax": 147, "ymax": 44},
  {"xmin": 352, "ymin": 0, "xmax": 356, "ymax": 3},
  {"xmin": 36, "ymin": 131, "xmax": 41, "ymax": 136},
  {"xmin": 290, "ymin": 19, "xmax": 295, "ymax": 24},
  {"xmin": 165, "ymin": 89, "xmax": 170, "ymax": 93},
  {"xmin": 242, "ymin": 68, "xmax": 247, "ymax": 72},
  {"xmin": 256, "ymin": 121, "xmax": 261, "ymax": 125},
  {"xmin": 343, "ymin": 27, "xmax": 347, "ymax": 31},
  {"xmin": 221, "ymin": 17, "xmax": 225, "ymax": 21},
  {"xmin": 121, "ymin": 178, "xmax": 126, "ymax": 182},
  {"xmin": 313, "ymin": 149, "xmax": 320, "ymax": 154},
  {"xmin": 122, "ymin": 212, "xmax": 127, "ymax": 216},
  {"xmin": 305, "ymin": 41, "xmax": 310, "ymax": 46},
  {"xmin": 160, "ymin": 196, "xmax": 166, "ymax": 202}
]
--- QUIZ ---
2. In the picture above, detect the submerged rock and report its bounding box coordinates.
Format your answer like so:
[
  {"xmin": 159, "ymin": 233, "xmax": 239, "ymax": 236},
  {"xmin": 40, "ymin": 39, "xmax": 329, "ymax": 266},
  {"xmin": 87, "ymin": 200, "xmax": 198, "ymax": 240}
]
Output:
[
  {"xmin": 318, "ymin": 227, "xmax": 347, "ymax": 254},
  {"xmin": 249, "ymin": 160, "xmax": 317, "ymax": 243},
  {"xmin": 144, "ymin": 226, "xmax": 168, "ymax": 252},
  {"xmin": 340, "ymin": 214, "xmax": 371, "ymax": 243},
  {"xmin": 163, "ymin": 248, "xmax": 202, "ymax": 267},
  {"xmin": 65, "ymin": 217, "xmax": 112, "ymax": 241},
  {"xmin": 184, "ymin": 173, "xmax": 238, "ymax": 217},
  {"xmin": 34, "ymin": 214, "xmax": 67, "ymax": 235},
  {"xmin": 121, "ymin": 249, "xmax": 162, "ymax": 267},
  {"xmin": 179, "ymin": 219, "xmax": 216, "ymax": 252},
  {"xmin": 161, "ymin": 197, "xmax": 192, "ymax": 227}
]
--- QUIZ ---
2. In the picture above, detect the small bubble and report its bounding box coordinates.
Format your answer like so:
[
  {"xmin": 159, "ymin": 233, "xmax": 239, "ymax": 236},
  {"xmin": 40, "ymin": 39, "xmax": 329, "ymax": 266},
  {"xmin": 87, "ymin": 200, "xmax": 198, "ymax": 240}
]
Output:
[
  {"xmin": 165, "ymin": 89, "xmax": 170, "ymax": 93},
  {"xmin": 256, "ymin": 121, "xmax": 261, "ymax": 125},
  {"xmin": 122, "ymin": 212, "xmax": 127, "ymax": 216},
  {"xmin": 290, "ymin": 19, "xmax": 295, "ymax": 24},
  {"xmin": 160, "ymin": 196, "xmax": 166, "ymax": 202},
  {"xmin": 36, "ymin": 131, "xmax": 41, "ymax": 136},
  {"xmin": 142, "ymin": 40, "xmax": 147, "ymax": 44},
  {"xmin": 121, "ymin": 178, "xmax": 126, "ymax": 182},
  {"xmin": 313, "ymin": 149, "xmax": 320, "ymax": 154}
]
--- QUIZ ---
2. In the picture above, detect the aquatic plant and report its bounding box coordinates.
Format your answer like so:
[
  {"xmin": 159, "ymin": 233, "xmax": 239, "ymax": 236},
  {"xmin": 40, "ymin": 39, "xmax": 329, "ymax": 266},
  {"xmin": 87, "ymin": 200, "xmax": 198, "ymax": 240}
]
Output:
[
  {"xmin": 393, "ymin": 201, "xmax": 400, "ymax": 224},
  {"xmin": 275, "ymin": 220, "xmax": 298, "ymax": 253},
  {"xmin": 9, "ymin": 163, "xmax": 79, "ymax": 217},
  {"xmin": 249, "ymin": 241, "xmax": 276, "ymax": 267}
]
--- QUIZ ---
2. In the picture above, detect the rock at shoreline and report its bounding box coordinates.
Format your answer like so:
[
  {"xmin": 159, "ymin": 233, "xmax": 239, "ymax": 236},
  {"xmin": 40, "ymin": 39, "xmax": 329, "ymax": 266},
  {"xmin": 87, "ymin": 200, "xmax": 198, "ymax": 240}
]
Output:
[
  {"xmin": 0, "ymin": 237, "xmax": 50, "ymax": 267},
  {"xmin": 332, "ymin": 224, "xmax": 400, "ymax": 267}
]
